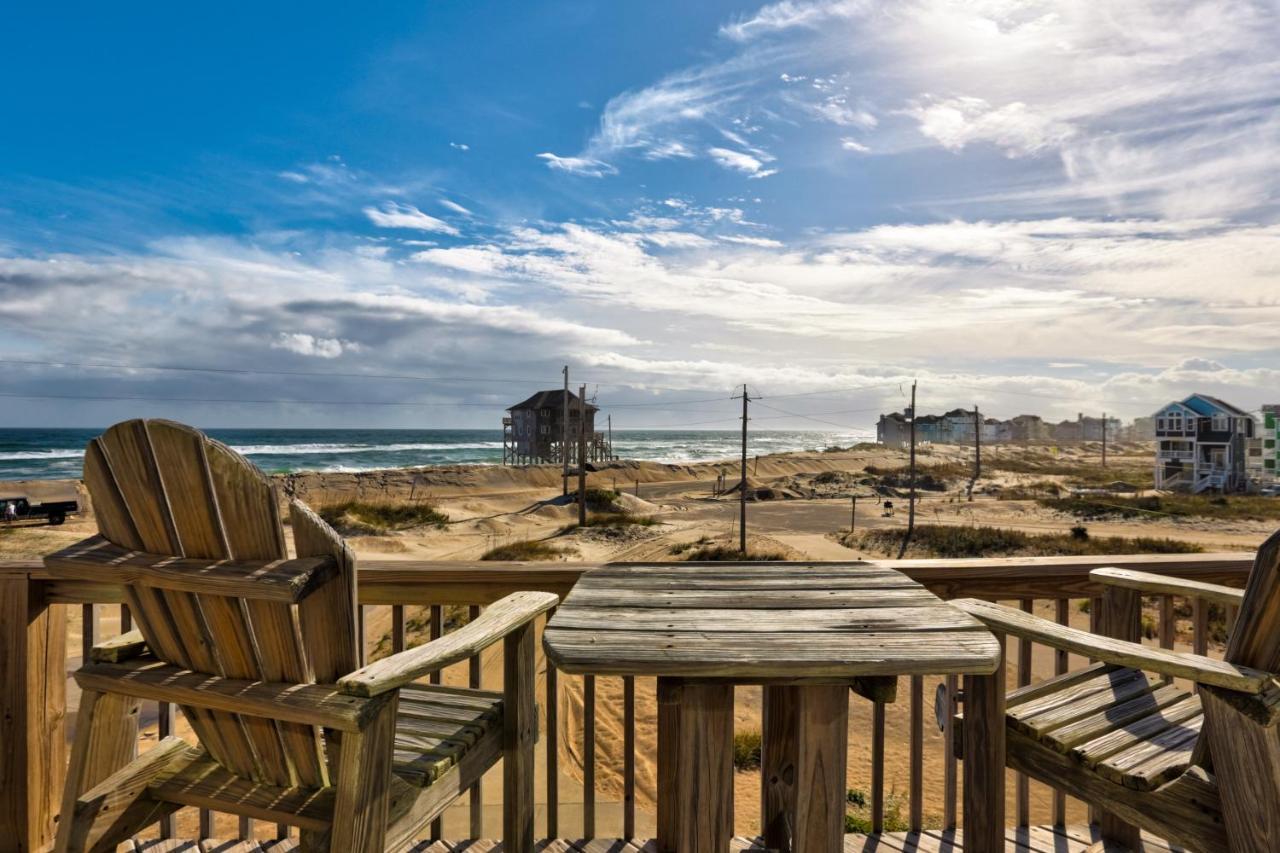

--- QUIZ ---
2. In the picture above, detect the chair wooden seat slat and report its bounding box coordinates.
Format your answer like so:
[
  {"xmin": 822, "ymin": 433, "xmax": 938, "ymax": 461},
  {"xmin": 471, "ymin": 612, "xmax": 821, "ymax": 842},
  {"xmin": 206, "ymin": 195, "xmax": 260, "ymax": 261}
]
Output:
[
  {"xmin": 954, "ymin": 535, "xmax": 1280, "ymax": 852},
  {"xmin": 50, "ymin": 419, "xmax": 554, "ymax": 852}
]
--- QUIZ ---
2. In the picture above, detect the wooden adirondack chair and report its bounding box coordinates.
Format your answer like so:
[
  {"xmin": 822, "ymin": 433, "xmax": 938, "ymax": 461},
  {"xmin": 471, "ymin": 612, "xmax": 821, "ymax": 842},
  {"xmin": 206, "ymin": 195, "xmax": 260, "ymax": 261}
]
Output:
[
  {"xmin": 46, "ymin": 419, "xmax": 556, "ymax": 852},
  {"xmin": 952, "ymin": 530, "xmax": 1280, "ymax": 853}
]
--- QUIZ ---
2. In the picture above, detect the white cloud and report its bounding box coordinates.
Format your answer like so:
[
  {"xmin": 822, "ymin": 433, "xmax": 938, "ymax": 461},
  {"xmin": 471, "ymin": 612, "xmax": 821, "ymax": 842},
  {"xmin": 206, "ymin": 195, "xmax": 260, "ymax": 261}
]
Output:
[
  {"xmin": 840, "ymin": 137, "xmax": 870, "ymax": 153},
  {"xmin": 536, "ymin": 152, "xmax": 617, "ymax": 177},
  {"xmin": 449, "ymin": 142, "xmax": 470, "ymax": 151},
  {"xmin": 271, "ymin": 333, "xmax": 360, "ymax": 359},
  {"xmin": 707, "ymin": 147, "xmax": 778, "ymax": 178},
  {"xmin": 720, "ymin": 234, "xmax": 785, "ymax": 248},
  {"xmin": 439, "ymin": 198, "xmax": 473, "ymax": 217},
  {"xmin": 905, "ymin": 97, "xmax": 1074, "ymax": 157},
  {"xmin": 363, "ymin": 202, "xmax": 460, "ymax": 235}
]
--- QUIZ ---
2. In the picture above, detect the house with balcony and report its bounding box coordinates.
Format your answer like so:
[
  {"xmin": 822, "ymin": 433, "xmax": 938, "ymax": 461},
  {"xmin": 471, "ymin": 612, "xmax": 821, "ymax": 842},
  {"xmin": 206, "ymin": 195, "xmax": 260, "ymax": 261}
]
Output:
[{"xmin": 1153, "ymin": 393, "xmax": 1256, "ymax": 492}]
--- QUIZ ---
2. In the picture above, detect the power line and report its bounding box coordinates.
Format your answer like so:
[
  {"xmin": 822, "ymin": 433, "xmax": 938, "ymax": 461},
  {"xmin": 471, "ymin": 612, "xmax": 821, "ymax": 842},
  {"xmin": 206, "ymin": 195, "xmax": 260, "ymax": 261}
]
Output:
[{"xmin": 0, "ymin": 391, "xmax": 513, "ymax": 408}]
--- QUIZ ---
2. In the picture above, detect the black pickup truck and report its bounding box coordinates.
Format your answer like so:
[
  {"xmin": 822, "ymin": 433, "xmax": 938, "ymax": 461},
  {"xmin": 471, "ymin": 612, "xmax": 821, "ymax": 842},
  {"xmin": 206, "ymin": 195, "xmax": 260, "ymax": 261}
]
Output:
[{"xmin": 1, "ymin": 496, "xmax": 78, "ymax": 525}]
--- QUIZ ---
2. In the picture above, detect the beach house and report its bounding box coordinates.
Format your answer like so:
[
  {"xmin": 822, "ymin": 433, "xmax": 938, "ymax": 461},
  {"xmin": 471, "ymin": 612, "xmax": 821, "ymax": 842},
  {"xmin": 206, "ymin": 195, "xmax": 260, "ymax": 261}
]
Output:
[
  {"xmin": 1153, "ymin": 393, "xmax": 1256, "ymax": 492},
  {"xmin": 502, "ymin": 388, "xmax": 604, "ymax": 466}
]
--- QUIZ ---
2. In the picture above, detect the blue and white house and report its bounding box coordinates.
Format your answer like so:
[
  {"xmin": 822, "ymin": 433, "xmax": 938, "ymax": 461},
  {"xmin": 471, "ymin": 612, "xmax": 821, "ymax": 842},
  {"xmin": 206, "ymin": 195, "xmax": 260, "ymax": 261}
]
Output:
[{"xmin": 1153, "ymin": 394, "xmax": 1256, "ymax": 492}]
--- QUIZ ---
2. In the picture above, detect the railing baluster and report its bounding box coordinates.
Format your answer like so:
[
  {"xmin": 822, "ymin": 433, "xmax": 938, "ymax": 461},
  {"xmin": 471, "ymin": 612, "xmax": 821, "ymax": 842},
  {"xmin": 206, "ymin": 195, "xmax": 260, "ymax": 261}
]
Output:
[
  {"xmin": 429, "ymin": 604, "xmax": 444, "ymax": 842},
  {"xmin": 392, "ymin": 604, "xmax": 405, "ymax": 654},
  {"xmin": 1227, "ymin": 603, "xmax": 1238, "ymax": 640},
  {"xmin": 1053, "ymin": 598, "xmax": 1069, "ymax": 826},
  {"xmin": 358, "ymin": 604, "xmax": 367, "ymax": 666},
  {"xmin": 909, "ymin": 675, "xmax": 923, "ymax": 832},
  {"xmin": 120, "ymin": 602, "xmax": 132, "ymax": 632},
  {"xmin": 199, "ymin": 807, "xmax": 212, "ymax": 840},
  {"xmin": 546, "ymin": 617, "xmax": 560, "ymax": 839},
  {"xmin": 1016, "ymin": 599, "xmax": 1033, "ymax": 828},
  {"xmin": 623, "ymin": 675, "xmax": 636, "ymax": 840},
  {"xmin": 469, "ymin": 605, "xmax": 483, "ymax": 840},
  {"xmin": 1159, "ymin": 595, "xmax": 1175, "ymax": 649},
  {"xmin": 239, "ymin": 816, "xmax": 251, "ymax": 841},
  {"xmin": 943, "ymin": 673, "xmax": 957, "ymax": 830},
  {"xmin": 871, "ymin": 698, "xmax": 886, "ymax": 834},
  {"xmin": 1193, "ymin": 596, "xmax": 1208, "ymax": 656},
  {"xmin": 81, "ymin": 602, "xmax": 98, "ymax": 664},
  {"xmin": 583, "ymin": 674, "xmax": 596, "ymax": 839}
]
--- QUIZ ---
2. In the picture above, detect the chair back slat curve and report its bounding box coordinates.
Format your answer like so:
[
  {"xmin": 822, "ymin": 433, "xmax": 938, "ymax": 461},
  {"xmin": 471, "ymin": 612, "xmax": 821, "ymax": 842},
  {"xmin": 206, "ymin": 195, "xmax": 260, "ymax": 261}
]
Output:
[{"xmin": 80, "ymin": 419, "xmax": 351, "ymax": 789}]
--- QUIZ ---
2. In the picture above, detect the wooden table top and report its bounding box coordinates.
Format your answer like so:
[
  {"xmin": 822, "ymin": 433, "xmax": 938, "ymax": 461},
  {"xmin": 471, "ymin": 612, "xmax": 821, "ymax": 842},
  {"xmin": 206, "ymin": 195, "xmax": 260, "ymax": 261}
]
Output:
[{"xmin": 543, "ymin": 562, "xmax": 1003, "ymax": 680}]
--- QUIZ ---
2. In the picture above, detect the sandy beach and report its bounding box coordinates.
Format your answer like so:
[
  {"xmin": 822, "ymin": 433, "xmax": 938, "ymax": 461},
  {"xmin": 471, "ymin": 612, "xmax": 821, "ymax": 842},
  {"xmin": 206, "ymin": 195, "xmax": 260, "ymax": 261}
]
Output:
[{"xmin": 3, "ymin": 439, "xmax": 1264, "ymax": 838}]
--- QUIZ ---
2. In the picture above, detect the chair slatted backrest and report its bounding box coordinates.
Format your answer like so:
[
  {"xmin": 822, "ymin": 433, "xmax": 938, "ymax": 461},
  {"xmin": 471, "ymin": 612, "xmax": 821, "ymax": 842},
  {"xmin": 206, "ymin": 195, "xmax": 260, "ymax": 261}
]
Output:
[
  {"xmin": 82, "ymin": 419, "xmax": 359, "ymax": 788},
  {"xmin": 1224, "ymin": 528, "xmax": 1280, "ymax": 672}
]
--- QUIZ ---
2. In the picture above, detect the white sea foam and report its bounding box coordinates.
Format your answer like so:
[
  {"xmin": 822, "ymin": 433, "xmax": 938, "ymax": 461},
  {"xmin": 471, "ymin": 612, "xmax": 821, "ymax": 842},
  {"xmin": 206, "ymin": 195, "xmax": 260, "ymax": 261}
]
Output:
[
  {"xmin": 232, "ymin": 441, "xmax": 505, "ymax": 456},
  {"xmin": 0, "ymin": 449, "xmax": 85, "ymax": 461}
]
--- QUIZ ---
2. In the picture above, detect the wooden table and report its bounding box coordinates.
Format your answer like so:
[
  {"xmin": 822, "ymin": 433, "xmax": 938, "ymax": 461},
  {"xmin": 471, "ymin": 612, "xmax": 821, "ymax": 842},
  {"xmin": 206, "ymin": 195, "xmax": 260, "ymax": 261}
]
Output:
[{"xmin": 543, "ymin": 562, "xmax": 1002, "ymax": 853}]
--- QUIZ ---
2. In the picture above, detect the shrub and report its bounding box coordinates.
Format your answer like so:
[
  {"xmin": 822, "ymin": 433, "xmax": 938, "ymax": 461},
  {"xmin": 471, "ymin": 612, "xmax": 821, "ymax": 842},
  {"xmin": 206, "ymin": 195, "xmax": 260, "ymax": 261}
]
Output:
[
  {"xmin": 733, "ymin": 730, "xmax": 762, "ymax": 770},
  {"xmin": 318, "ymin": 501, "xmax": 448, "ymax": 535},
  {"xmin": 480, "ymin": 540, "xmax": 565, "ymax": 561},
  {"xmin": 1070, "ymin": 525, "xmax": 1089, "ymax": 540},
  {"xmin": 846, "ymin": 524, "xmax": 1203, "ymax": 559},
  {"xmin": 681, "ymin": 545, "xmax": 788, "ymax": 561}
]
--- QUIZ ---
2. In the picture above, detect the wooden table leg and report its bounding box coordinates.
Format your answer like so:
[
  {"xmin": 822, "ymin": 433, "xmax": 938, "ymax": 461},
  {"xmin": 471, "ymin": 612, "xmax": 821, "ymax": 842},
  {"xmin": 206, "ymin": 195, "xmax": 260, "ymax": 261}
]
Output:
[
  {"xmin": 964, "ymin": 633, "xmax": 1006, "ymax": 853},
  {"xmin": 656, "ymin": 677, "xmax": 734, "ymax": 853},
  {"xmin": 762, "ymin": 684, "xmax": 849, "ymax": 853}
]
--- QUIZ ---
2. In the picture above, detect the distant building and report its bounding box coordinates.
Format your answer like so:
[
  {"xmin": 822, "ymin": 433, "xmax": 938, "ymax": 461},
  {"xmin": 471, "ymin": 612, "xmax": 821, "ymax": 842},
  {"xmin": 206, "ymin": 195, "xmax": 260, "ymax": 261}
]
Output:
[
  {"xmin": 876, "ymin": 412, "xmax": 911, "ymax": 448},
  {"xmin": 1260, "ymin": 405, "xmax": 1280, "ymax": 481},
  {"xmin": 1008, "ymin": 414, "xmax": 1050, "ymax": 441},
  {"xmin": 1153, "ymin": 393, "xmax": 1256, "ymax": 492},
  {"xmin": 1126, "ymin": 416, "xmax": 1155, "ymax": 442},
  {"xmin": 502, "ymin": 389, "xmax": 609, "ymax": 466}
]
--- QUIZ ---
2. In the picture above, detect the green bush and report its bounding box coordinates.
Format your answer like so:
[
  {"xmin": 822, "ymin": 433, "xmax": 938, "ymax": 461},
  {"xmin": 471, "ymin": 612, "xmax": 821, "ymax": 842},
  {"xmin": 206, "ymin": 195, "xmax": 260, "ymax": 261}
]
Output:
[
  {"xmin": 318, "ymin": 501, "xmax": 448, "ymax": 534},
  {"xmin": 846, "ymin": 524, "xmax": 1203, "ymax": 559},
  {"xmin": 733, "ymin": 730, "xmax": 762, "ymax": 770},
  {"xmin": 681, "ymin": 545, "xmax": 788, "ymax": 561},
  {"xmin": 1042, "ymin": 494, "xmax": 1280, "ymax": 521},
  {"xmin": 480, "ymin": 540, "xmax": 565, "ymax": 561}
]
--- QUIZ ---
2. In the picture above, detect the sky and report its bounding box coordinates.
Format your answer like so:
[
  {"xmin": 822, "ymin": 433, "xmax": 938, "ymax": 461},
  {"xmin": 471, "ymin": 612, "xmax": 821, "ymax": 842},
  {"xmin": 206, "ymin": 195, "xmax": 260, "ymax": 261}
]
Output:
[{"xmin": 1, "ymin": 0, "xmax": 1278, "ymax": 430}]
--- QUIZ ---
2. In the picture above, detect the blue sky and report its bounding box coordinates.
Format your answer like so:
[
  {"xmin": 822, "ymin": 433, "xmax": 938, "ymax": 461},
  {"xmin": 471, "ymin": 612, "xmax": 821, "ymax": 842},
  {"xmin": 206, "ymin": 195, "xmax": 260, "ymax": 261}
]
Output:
[{"xmin": 2, "ymin": 0, "xmax": 1278, "ymax": 429}]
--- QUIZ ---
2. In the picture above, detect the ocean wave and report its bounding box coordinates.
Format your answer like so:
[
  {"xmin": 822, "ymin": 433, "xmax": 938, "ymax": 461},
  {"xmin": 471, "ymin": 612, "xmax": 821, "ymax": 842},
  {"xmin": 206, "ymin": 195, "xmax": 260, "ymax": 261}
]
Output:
[
  {"xmin": 233, "ymin": 441, "xmax": 505, "ymax": 456},
  {"xmin": 0, "ymin": 449, "xmax": 85, "ymax": 460}
]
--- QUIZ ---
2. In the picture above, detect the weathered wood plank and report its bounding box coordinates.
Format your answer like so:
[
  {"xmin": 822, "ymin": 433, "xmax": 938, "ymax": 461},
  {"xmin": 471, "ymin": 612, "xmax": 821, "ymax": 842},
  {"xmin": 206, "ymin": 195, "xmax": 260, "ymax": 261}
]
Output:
[
  {"xmin": 547, "ymin": 606, "xmax": 984, "ymax": 633},
  {"xmin": 1091, "ymin": 567, "xmax": 1245, "ymax": 608},
  {"xmin": 953, "ymin": 598, "xmax": 1270, "ymax": 693},
  {"xmin": 73, "ymin": 659, "xmax": 387, "ymax": 731}
]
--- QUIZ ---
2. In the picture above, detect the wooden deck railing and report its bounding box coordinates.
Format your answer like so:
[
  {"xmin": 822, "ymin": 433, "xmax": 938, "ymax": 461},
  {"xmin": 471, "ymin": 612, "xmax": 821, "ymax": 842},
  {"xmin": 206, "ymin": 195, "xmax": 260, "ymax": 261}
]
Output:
[{"xmin": 0, "ymin": 552, "xmax": 1254, "ymax": 850}]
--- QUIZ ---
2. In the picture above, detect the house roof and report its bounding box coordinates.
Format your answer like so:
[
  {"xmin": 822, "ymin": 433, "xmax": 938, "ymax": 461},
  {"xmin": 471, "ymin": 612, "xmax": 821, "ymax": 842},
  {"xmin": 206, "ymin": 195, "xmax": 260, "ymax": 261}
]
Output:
[
  {"xmin": 1170, "ymin": 393, "xmax": 1252, "ymax": 419},
  {"xmin": 509, "ymin": 389, "xmax": 598, "ymax": 412}
]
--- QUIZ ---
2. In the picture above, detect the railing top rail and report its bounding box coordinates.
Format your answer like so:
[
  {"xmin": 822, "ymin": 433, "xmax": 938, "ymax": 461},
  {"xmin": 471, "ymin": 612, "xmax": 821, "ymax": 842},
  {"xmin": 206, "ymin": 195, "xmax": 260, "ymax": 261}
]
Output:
[{"xmin": 4, "ymin": 551, "xmax": 1255, "ymax": 604}]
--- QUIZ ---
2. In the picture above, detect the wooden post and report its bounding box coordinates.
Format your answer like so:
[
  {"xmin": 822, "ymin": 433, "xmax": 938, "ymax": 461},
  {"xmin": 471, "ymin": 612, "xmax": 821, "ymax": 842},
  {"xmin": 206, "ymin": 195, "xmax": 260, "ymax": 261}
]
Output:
[
  {"xmin": 970, "ymin": 405, "xmax": 981, "ymax": 501},
  {"xmin": 1098, "ymin": 584, "xmax": 1144, "ymax": 850},
  {"xmin": 1102, "ymin": 411, "xmax": 1108, "ymax": 468},
  {"xmin": 657, "ymin": 678, "xmax": 733, "ymax": 853},
  {"xmin": 562, "ymin": 365, "xmax": 570, "ymax": 496},
  {"xmin": 503, "ymin": 619, "xmax": 537, "ymax": 853},
  {"xmin": 963, "ymin": 632, "xmax": 1005, "ymax": 853},
  {"xmin": 898, "ymin": 381, "xmax": 917, "ymax": 558},
  {"xmin": 578, "ymin": 385, "xmax": 588, "ymax": 527},
  {"xmin": 0, "ymin": 575, "xmax": 66, "ymax": 853},
  {"xmin": 762, "ymin": 685, "xmax": 848, "ymax": 852},
  {"xmin": 851, "ymin": 495, "xmax": 856, "ymax": 533}
]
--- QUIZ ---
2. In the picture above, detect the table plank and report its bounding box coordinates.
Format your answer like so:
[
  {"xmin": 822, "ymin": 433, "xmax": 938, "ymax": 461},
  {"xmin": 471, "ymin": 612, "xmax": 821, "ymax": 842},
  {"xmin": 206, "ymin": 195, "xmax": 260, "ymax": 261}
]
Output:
[
  {"xmin": 548, "ymin": 606, "xmax": 983, "ymax": 633},
  {"xmin": 563, "ymin": 586, "xmax": 941, "ymax": 609},
  {"xmin": 570, "ymin": 575, "xmax": 924, "ymax": 591},
  {"xmin": 544, "ymin": 628, "xmax": 1001, "ymax": 677}
]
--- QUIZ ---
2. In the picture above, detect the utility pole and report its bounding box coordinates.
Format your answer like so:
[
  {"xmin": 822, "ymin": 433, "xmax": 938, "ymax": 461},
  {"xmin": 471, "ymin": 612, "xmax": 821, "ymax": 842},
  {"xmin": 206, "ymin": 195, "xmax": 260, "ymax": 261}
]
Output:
[
  {"xmin": 736, "ymin": 384, "xmax": 751, "ymax": 554},
  {"xmin": 897, "ymin": 381, "xmax": 917, "ymax": 559},
  {"xmin": 561, "ymin": 365, "xmax": 570, "ymax": 496},
  {"xmin": 851, "ymin": 495, "xmax": 857, "ymax": 533},
  {"xmin": 578, "ymin": 384, "xmax": 588, "ymax": 527},
  {"xmin": 1102, "ymin": 412, "xmax": 1108, "ymax": 468},
  {"xmin": 969, "ymin": 404, "xmax": 981, "ymax": 502},
  {"xmin": 607, "ymin": 414, "xmax": 613, "ymax": 461}
]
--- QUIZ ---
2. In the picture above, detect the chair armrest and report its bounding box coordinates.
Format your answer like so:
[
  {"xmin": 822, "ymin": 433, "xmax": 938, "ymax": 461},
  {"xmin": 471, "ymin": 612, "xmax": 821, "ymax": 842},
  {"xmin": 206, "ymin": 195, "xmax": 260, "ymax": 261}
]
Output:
[
  {"xmin": 90, "ymin": 629, "xmax": 148, "ymax": 663},
  {"xmin": 1091, "ymin": 567, "xmax": 1244, "ymax": 607},
  {"xmin": 338, "ymin": 591, "xmax": 559, "ymax": 697},
  {"xmin": 952, "ymin": 598, "xmax": 1271, "ymax": 694}
]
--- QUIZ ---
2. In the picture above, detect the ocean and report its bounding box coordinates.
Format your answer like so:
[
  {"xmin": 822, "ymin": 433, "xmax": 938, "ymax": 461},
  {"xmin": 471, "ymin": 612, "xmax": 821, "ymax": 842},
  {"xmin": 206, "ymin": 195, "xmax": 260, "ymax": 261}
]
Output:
[{"xmin": 0, "ymin": 427, "xmax": 874, "ymax": 481}]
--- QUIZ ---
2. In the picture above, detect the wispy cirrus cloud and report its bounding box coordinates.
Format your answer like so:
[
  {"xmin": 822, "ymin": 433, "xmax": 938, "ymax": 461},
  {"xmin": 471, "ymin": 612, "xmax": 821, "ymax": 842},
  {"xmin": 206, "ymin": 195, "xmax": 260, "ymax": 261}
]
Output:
[{"xmin": 363, "ymin": 202, "xmax": 460, "ymax": 235}]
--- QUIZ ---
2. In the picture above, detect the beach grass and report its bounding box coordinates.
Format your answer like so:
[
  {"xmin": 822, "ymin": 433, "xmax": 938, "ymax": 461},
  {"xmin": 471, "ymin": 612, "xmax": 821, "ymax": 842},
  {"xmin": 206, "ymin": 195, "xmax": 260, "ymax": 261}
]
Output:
[
  {"xmin": 845, "ymin": 523, "xmax": 1203, "ymax": 558},
  {"xmin": 1042, "ymin": 493, "xmax": 1280, "ymax": 521},
  {"xmin": 480, "ymin": 539, "xmax": 566, "ymax": 561},
  {"xmin": 318, "ymin": 500, "xmax": 449, "ymax": 535}
]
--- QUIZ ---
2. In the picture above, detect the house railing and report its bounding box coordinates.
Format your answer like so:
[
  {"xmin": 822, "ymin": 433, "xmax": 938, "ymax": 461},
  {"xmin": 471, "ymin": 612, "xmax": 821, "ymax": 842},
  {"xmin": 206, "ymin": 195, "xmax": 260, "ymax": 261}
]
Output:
[{"xmin": 0, "ymin": 552, "xmax": 1255, "ymax": 850}]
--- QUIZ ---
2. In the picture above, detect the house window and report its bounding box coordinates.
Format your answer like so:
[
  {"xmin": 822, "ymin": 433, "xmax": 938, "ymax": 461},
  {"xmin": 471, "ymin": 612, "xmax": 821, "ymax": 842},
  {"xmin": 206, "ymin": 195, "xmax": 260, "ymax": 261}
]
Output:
[
  {"xmin": 1267, "ymin": 459, "xmax": 1276, "ymax": 470},
  {"xmin": 1267, "ymin": 439, "xmax": 1276, "ymax": 450},
  {"xmin": 1212, "ymin": 414, "xmax": 1229, "ymax": 431}
]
